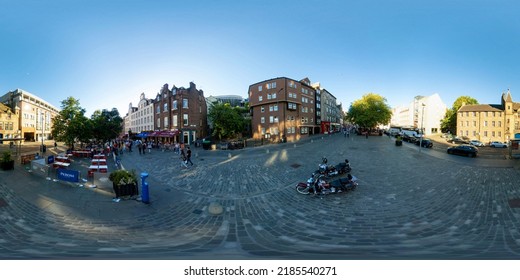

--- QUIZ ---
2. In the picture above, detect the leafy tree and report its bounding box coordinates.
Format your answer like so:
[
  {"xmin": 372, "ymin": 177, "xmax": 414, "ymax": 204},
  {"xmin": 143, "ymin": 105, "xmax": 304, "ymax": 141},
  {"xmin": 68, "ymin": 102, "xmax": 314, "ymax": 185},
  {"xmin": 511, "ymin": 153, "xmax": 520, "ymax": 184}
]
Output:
[
  {"xmin": 440, "ymin": 96, "xmax": 478, "ymax": 133},
  {"xmin": 346, "ymin": 93, "xmax": 392, "ymax": 128},
  {"xmin": 90, "ymin": 108, "xmax": 123, "ymax": 142},
  {"xmin": 208, "ymin": 103, "xmax": 247, "ymax": 140},
  {"xmin": 51, "ymin": 97, "xmax": 91, "ymax": 148}
]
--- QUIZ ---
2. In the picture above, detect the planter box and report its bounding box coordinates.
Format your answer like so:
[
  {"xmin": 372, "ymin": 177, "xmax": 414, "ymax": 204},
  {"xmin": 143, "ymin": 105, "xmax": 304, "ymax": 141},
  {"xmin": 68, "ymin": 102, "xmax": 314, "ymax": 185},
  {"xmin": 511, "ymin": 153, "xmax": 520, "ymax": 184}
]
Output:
[
  {"xmin": 1, "ymin": 160, "xmax": 14, "ymax": 170},
  {"xmin": 113, "ymin": 183, "xmax": 139, "ymax": 198}
]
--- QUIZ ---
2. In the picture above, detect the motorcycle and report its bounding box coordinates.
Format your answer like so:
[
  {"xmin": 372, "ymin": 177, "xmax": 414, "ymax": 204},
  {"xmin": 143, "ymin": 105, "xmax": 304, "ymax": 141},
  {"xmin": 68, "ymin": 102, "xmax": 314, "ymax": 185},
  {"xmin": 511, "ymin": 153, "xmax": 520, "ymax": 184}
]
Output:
[
  {"xmin": 295, "ymin": 173, "xmax": 358, "ymax": 195},
  {"xmin": 315, "ymin": 157, "xmax": 352, "ymax": 177}
]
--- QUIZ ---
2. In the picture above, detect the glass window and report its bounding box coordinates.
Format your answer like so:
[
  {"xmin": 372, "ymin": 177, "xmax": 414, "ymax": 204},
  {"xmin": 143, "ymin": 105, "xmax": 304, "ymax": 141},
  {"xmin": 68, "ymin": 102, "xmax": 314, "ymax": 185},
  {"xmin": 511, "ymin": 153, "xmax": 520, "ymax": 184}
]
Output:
[
  {"xmin": 261, "ymin": 106, "xmax": 265, "ymax": 113},
  {"xmin": 163, "ymin": 103, "xmax": 168, "ymax": 112},
  {"xmin": 261, "ymin": 117, "xmax": 265, "ymax": 124},
  {"xmin": 172, "ymin": 100, "xmax": 178, "ymax": 110},
  {"xmin": 183, "ymin": 114, "xmax": 188, "ymax": 125},
  {"xmin": 183, "ymin": 99, "xmax": 188, "ymax": 108},
  {"xmin": 258, "ymin": 85, "xmax": 262, "ymax": 91},
  {"xmin": 173, "ymin": 115, "xmax": 178, "ymax": 127},
  {"xmin": 164, "ymin": 117, "xmax": 169, "ymax": 127}
]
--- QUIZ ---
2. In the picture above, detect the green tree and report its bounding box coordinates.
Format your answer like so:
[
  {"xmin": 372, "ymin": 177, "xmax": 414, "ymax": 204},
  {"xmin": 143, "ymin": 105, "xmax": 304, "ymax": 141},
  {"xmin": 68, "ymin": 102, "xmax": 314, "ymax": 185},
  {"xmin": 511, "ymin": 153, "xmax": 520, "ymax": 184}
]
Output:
[
  {"xmin": 51, "ymin": 97, "xmax": 91, "ymax": 148},
  {"xmin": 208, "ymin": 103, "xmax": 247, "ymax": 140},
  {"xmin": 90, "ymin": 108, "xmax": 123, "ymax": 142},
  {"xmin": 346, "ymin": 93, "xmax": 392, "ymax": 128},
  {"xmin": 440, "ymin": 96, "xmax": 478, "ymax": 133}
]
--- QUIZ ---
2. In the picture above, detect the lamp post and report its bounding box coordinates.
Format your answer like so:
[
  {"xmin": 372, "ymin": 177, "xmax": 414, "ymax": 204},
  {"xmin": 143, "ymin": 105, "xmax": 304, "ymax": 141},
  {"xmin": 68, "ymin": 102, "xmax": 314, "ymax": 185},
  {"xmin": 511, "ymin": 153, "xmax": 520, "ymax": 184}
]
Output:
[
  {"xmin": 41, "ymin": 112, "xmax": 45, "ymax": 153},
  {"xmin": 419, "ymin": 103, "xmax": 425, "ymax": 153}
]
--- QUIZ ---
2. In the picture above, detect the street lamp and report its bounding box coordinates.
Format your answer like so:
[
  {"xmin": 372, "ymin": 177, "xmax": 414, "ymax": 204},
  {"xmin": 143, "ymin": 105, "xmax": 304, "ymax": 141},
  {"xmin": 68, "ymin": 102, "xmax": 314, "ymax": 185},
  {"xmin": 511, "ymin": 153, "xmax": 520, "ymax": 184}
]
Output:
[
  {"xmin": 41, "ymin": 112, "xmax": 45, "ymax": 153},
  {"xmin": 419, "ymin": 103, "xmax": 425, "ymax": 152}
]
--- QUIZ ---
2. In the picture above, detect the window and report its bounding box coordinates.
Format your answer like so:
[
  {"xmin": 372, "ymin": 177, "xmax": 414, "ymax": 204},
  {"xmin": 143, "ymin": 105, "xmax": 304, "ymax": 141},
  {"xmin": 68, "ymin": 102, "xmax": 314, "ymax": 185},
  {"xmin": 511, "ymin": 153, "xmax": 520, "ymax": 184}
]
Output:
[
  {"xmin": 269, "ymin": 105, "xmax": 273, "ymax": 112},
  {"xmin": 261, "ymin": 127, "xmax": 266, "ymax": 135},
  {"xmin": 492, "ymin": 131, "xmax": 495, "ymax": 137},
  {"xmin": 269, "ymin": 116, "xmax": 274, "ymax": 123},
  {"xmin": 173, "ymin": 115, "xmax": 178, "ymax": 127},
  {"xmin": 164, "ymin": 117, "xmax": 169, "ymax": 127},
  {"xmin": 261, "ymin": 117, "xmax": 265, "ymax": 124},
  {"xmin": 183, "ymin": 114, "xmax": 188, "ymax": 125},
  {"xmin": 183, "ymin": 99, "xmax": 188, "ymax": 108},
  {"xmin": 272, "ymin": 92, "xmax": 277, "ymax": 99},
  {"xmin": 484, "ymin": 121, "xmax": 488, "ymax": 127},
  {"xmin": 261, "ymin": 106, "xmax": 265, "ymax": 113},
  {"xmin": 156, "ymin": 106, "xmax": 160, "ymax": 114},
  {"xmin": 259, "ymin": 96, "xmax": 263, "ymax": 102},
  {"xmin": 267, "ymin": 94, "xmax": 272, "ymax": 100},
  {"xmin": 492, "ymin": 121, "xmax": 495, "ymax": 127},
  {"xmin": 273, "ymin": 104, "xmax": 278, "ymax": 111},
  {"xmin": 173, "ymin": 100, "xmax": 178, "ymax": 110},
  {"xmin": 258, "ymin": 85, "xmax": 263, "ymax": 91},
  {"xmin": 484, "ymin": 131, "xmax": 488, "ymax": 137},
  {"xmin": 266, "ymin": 82, "xmax": 276, "ymax": 89},
  {"xmin": 289, "ymin": 81, "xmax": 297, "ymax": 89},
  {"xmin": 163, "ymin": 103, "xmax": 168, "ymax": 112},
  {"xmin": 157, "ymin": 118, "xmax": 161, "ymax": 128},
  {"xmin": 288, "ymin": 103, "xmax": 297, "ymax": 110},
  {"xmin": 473, "ymin": 121, "xmax": 477, "ymax": 126},
  {"xmin": 498, "ymin": 121, "xmax": 502, "ymax": 127}
]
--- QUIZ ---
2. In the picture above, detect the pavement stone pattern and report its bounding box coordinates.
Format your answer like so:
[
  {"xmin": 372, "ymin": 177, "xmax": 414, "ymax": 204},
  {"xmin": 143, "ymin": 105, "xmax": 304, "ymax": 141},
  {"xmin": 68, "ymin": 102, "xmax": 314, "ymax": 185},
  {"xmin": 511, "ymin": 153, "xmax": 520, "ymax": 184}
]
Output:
[{"xmin": 0, "ymin": 134, "xmax": 520, "ymax": 259}]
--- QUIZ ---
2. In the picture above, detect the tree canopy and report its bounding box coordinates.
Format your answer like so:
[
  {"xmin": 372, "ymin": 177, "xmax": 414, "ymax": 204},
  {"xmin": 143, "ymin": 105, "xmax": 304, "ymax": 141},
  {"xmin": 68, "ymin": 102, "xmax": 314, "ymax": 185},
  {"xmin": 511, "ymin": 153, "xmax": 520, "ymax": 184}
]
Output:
[
  {"xmin": 51, "ymin": 97, "xmax": 123, "ymax": 147},
  {"xmin": 208, "ymin": 103, "xmax": 248, "ymax": 140},
  {"xmin": 51, "ymin": 97, "xmax": 89, "ymax": 148},
  {"xmin": 440, "ymin": 96, "xmax": 478, "ymax": 133},
  {"xmin": 346, "ymin": 93, "xmax": 392, "ymax": 128},
  {"xmin": 90, "ymin": 108, "xmax": 124, "ymax": 143}
]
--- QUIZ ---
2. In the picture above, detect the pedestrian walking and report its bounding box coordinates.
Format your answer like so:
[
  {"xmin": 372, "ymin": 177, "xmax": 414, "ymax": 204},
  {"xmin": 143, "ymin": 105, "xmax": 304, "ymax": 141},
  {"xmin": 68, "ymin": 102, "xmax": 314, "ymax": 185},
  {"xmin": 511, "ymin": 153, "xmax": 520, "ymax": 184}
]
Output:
[
  {"xmin": 147, "ymin": 142, "xmax": 152, "ymax": 154},
  {"xmin": 180, "ymin": 148, "xmax": 188, "ymax": 168},
  {"xmin": 186, "ymin": 147, "xmax": 194, "ymax": 166}
]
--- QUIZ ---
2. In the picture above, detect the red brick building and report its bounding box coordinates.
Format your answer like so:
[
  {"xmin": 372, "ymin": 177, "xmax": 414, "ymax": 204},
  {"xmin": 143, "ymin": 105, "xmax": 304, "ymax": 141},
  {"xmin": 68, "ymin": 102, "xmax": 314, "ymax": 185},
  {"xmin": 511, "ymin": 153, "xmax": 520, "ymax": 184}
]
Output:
[
  {"xmin": 248, "ymin": 77, "xmax": 319, "ymax": 143},
  {"xmin": 153, "ymin": 82, "xmax": 208, "ymax": 144}
]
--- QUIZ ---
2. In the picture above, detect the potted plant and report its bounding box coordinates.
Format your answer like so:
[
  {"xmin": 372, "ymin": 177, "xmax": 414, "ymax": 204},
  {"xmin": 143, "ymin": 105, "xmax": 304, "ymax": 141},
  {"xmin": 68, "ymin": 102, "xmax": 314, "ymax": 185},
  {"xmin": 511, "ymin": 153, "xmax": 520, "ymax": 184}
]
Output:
[
  {"xmin": 1, "ymin": 151, "xmax": 15, "ymax": 170},
  {"xmin": 109, "ymin": 169, "xmax": 139, "ymax": 199}
]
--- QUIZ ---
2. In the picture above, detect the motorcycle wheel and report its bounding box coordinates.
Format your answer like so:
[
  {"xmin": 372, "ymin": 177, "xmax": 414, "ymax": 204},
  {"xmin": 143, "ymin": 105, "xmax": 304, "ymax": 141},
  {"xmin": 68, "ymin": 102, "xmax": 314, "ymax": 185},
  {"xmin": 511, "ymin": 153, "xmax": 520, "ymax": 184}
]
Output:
[{"xmin": 296, "ymin": 185, "xmax": 310, "ymax": 194}]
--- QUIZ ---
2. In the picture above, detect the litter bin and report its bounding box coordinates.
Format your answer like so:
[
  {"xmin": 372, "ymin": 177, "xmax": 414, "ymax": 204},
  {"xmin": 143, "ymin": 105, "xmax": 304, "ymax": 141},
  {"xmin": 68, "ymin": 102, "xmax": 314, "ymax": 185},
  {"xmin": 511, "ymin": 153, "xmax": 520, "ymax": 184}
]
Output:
[{"xmin": 40, "ymin": 144, "xmax": 47, "ymax": 153}]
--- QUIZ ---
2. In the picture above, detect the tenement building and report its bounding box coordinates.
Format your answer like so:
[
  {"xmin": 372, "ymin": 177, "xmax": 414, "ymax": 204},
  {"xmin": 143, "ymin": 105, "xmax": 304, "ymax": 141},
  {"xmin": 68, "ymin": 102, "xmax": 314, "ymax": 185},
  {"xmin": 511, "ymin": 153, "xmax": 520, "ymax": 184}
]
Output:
[
  {"xmin": 457, "ymin": 91, "xmax": 520, "ymax": 143},
  {"xmin": 0, "ymin": 102, "xmax": 19, "ymax": 140},
  {"xmin": 248, "ymin": 77, "xmax": 319, "ymax": 142},
  {"xmin": 153, "ymin": 82, "xmax": 208, "ymax": 145},
  {"xmin": 124, "ymin": 92, "xmax": 154, "ymax": 137}
]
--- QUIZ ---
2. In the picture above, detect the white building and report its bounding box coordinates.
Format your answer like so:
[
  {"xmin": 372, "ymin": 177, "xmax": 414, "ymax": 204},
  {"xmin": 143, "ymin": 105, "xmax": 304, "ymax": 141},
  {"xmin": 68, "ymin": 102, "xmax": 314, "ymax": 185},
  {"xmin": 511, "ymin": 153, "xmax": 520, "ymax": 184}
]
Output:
[
  {"xmin": 390, "ymin": 94, "xmax": 447, "ymax": 136},
  {"xmin": 124, "ymin": 93, "xmax": 154, "ymax": 135}
]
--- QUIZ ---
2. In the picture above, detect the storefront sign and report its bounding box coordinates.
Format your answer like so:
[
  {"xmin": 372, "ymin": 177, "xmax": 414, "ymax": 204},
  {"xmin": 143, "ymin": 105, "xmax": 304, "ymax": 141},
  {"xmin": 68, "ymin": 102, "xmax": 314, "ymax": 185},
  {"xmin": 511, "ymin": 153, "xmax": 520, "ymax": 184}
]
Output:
[{"xmin": 47, "ymin": 155, "xmax": 55, "ymax": 164}]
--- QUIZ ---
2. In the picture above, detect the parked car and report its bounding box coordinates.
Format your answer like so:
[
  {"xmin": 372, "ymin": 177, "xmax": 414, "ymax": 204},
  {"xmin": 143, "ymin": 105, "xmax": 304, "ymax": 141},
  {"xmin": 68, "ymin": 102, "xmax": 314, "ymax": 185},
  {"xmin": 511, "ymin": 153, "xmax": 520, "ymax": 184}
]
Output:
[
  {"xmin": 469, "ymin": 140, "xmax": 485, "ymax": 147},
  {"xmin": 447, "ymin": 145, "xmax": 478, "ymax": 157},
  {"xmin": 415, "ymin": 138, "xmax": 433, "ymax": 148},
  {"xmin": 402, "ymin": 134, "xmax": 418, "ymax": 143},
  {"xmin": 448, "ymin": 137, "xmax": 469, "ymax": 144},
  {"xmin": 489, "ymin": 141, "xmax": 508, "ymax": 148}
]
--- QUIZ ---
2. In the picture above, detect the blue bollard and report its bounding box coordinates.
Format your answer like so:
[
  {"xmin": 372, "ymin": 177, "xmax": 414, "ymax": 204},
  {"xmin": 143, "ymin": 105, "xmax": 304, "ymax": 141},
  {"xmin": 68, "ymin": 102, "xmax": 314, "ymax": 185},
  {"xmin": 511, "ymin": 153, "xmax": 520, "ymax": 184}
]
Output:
[{"xmin": 140, "ymin": 172, "xmax": 150, "ymax": 204}]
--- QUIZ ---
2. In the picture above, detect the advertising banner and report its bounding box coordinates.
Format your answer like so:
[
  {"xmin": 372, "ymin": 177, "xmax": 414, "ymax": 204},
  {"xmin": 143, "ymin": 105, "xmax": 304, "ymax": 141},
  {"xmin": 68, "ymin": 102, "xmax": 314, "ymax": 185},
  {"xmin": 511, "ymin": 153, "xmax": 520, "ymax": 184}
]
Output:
[
  {"xmin": 57, "ymin": 169, "xmax": 80, "ymax": 183},
  {"xmin": 47, "ymin": 155, "xmax": 55, "ymax": 164}
]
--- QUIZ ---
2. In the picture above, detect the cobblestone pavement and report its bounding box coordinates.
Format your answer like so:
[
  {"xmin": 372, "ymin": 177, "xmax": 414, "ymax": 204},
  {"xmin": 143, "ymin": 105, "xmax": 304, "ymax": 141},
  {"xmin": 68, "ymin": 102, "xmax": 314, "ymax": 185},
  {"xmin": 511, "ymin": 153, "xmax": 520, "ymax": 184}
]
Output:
[{"xmin": 1, "ymin": 134, "xmax": 520, "ymax": 259}]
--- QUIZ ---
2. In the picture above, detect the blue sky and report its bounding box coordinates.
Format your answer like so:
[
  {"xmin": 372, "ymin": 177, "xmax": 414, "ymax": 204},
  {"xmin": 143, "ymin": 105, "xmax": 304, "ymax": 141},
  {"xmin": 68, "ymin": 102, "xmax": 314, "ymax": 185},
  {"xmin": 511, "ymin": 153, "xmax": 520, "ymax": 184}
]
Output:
[{"xmin": 1, "ymin": 0, "xmax": 520, "ymax": 116}]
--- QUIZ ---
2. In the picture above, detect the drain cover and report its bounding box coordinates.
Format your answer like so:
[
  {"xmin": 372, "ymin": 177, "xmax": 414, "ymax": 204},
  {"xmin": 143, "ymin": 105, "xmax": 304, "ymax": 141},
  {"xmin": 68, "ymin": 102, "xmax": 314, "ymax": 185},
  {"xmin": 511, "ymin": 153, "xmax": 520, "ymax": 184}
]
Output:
[
  {"xmin": 192, "ymin": 209, "xmax": 203, "ymax": 215},
  {"xmin": 508, "ymin": 199, "xmax": 520, "ymax": 208},
  {"xmin": 291, "ymin": 164, "xmax": 301, "ymax": 169},
  {"xmin": 0, "ymin": 198, "xmax": 7, "ymax": 208}
]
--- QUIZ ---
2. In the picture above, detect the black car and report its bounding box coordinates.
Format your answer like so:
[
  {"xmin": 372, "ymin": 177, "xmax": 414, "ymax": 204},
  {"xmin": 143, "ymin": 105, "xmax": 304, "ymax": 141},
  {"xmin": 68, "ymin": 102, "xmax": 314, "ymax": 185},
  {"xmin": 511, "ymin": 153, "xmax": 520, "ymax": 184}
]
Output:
[
  {"xmin": 448, "ymin": 137, "xmax": 469, "ymax": 144},
  {"xmin": 415, "ymin": 138, "xmax": 433, "ymax": 148},
  {"xmin": 402, "ymin": 134, "xmax": 418, "ymax": 143},
  {"xmin": 447, "ymin": 145, "xmax": 478, "ymax": 157}
]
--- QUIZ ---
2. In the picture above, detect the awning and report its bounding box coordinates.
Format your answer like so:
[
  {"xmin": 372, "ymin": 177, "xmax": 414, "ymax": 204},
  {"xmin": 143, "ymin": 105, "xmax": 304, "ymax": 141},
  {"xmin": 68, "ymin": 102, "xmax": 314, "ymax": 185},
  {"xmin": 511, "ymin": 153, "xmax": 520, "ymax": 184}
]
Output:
[
  {"xmin": 136, "ymin": 132, "xmax": 148, "ymax": 138},
  {"xmin": 149, "ymin": 130, "xmax": 180, "ymax": 137}
]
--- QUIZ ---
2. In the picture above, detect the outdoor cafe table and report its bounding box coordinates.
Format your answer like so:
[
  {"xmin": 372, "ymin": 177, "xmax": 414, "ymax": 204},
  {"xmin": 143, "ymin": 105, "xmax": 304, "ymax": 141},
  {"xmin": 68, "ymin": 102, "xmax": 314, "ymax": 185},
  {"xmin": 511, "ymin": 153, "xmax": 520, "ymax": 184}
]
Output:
[
  {"xmin": 89, "ymin": 165, "xmax": 108, "ymax": 172},
  {"xmin": 91, "ymin": 159, "xmax": 107, "ymax": 164},
  {"xmin": 56, "ymin": 156, "xmax": 70, "ymax": 162},
  {"xmin": 93, "ymin": 154, "xmax": 106, "ymax": 159},
  {"xmin": 53, "ymin": 162, "xmax": 70, "ymax": 168},
  {"xmin": 73, "ymin": 150, "xmax": 90, "ymax": 157}
]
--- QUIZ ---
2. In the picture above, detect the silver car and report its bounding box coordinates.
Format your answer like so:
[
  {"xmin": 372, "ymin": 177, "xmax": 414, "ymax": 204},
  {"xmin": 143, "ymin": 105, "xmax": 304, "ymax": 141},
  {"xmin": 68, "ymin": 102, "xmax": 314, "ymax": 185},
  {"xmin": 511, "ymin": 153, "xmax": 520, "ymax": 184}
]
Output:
[
  {"xmin": 490, "ymin": 141, "xmax": 508, "ymax": 148},
  {"xmin": 469, "ymin": 140, "xmax": 484, "ymax": 147}
]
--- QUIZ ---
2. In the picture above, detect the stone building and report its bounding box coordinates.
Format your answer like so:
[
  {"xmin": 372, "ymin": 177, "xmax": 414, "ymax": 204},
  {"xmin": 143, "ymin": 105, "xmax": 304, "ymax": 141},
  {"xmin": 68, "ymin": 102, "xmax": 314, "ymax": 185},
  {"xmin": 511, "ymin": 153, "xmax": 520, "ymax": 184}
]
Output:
[
  {"xmin": 248, "ymin": 77, "xmax": 318, "ymax": 142},
  {"xmin": 0, "ymin": 102, "xmax": 19, "ymax": 140},
  {"xmin": 457, "ymin": 91, "xmax": 520, "ymax": 143}
]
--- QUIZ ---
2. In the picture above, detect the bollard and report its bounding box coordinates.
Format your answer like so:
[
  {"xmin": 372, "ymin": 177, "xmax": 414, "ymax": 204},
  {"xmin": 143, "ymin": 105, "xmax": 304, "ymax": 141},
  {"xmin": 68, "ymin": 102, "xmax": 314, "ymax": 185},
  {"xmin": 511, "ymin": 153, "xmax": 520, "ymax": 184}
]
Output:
[{"xmin": 141, "ymin": 172, "xmax": 150, "ymax": 204}]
